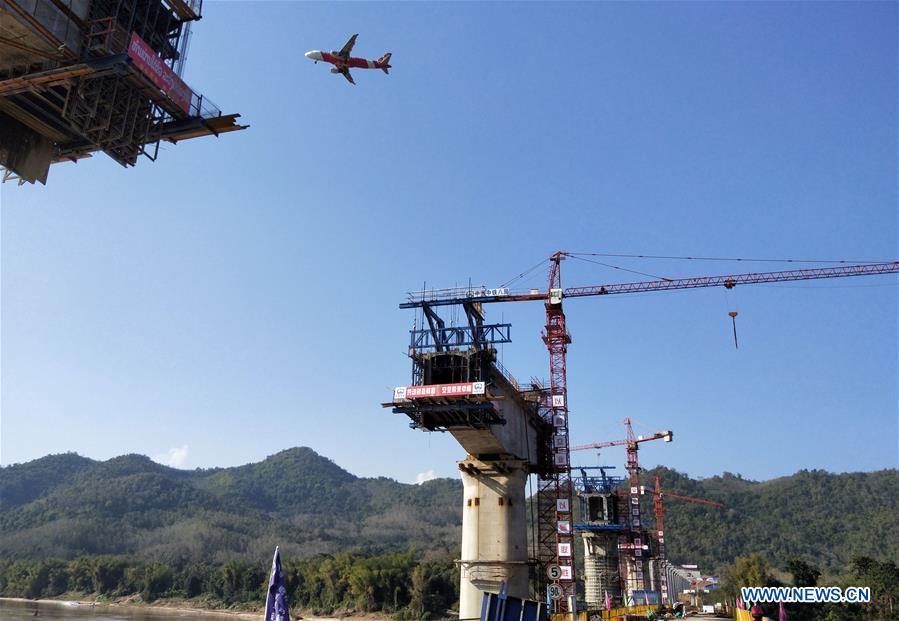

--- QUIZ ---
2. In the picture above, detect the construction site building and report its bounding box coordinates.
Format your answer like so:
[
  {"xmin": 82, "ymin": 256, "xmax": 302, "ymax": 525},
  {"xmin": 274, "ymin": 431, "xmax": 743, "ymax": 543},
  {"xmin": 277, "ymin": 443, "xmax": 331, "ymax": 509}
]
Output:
[{"xmin": 0, "ymin": 0, "xmax": 245, "ymax": 184}]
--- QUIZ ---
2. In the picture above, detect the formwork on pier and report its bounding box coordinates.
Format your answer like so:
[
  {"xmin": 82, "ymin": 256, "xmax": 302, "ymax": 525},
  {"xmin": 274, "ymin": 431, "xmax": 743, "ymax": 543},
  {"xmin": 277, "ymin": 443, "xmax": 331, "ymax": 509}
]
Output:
[
  {"xmin": 0, "ymin": 0, "xmax": 246, "ymax": 184},
  {"xmin": 385, "ymin": 347, "xmax": 552, "ymax": 466}
]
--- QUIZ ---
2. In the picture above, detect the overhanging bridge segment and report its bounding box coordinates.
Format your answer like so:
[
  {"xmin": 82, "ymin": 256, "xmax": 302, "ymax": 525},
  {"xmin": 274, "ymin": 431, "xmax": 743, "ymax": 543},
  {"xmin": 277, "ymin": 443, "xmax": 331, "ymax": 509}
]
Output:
[{"xmin": 383, "ymin": 349, "xmax": 546, "ymax": 463}]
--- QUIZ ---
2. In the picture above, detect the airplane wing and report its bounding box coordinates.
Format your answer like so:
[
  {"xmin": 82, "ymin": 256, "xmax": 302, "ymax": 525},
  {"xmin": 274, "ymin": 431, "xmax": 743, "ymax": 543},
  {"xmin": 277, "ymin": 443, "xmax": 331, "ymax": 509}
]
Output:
[
  {"xmin": 338, "ymin": 34, "xmax": 358, "ymax": 59},
  {"xmin": 341, "ymin": 68, "xmax": 356, "ymax": 85}
]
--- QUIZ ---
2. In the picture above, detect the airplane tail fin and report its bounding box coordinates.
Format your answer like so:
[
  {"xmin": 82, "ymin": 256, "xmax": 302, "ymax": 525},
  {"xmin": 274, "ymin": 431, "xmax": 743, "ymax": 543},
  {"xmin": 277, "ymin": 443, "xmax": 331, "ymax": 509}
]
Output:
[{"xmin": 377, "ymin": 52, "xmax": 392, "ymax": 74}]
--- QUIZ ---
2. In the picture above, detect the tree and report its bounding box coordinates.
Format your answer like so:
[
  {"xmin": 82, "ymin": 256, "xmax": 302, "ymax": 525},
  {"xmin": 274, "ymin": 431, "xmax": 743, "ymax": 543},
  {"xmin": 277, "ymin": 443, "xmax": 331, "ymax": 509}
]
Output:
[
  {"xmin": 722, "ymin": 554, "xmax": 772, "ymax": 596},
  {"xmin": 44, "ymin": 560, "xmax": 69, "ymax": 596},
  {"xmin": 721, "ymin": 554, "xmax": 776, "ymax": 619},
  {"xmin": 850, "ymin": 556, "xmax": 898, "ymax": 621},
  {"xmin": 141, "ymin": 563, "xmax": 174, "ymax": 602},
  {"xmin": 91, "ymin": 556, "xmax": 127, "ymax": 595},
  {"xmin": 784, "ymin": 559, "xmax": 822, "ymax": 621},
  {"xmin": 409, "ymin": 558, "xmax": 457, "ymax": 619},
  {"xmin": 67, "ymin": 557, "xmax": 94, "ymax": 592},
  {"xmin": 787, "ymin": 559, "xmax": 821, "ymax": 588}
]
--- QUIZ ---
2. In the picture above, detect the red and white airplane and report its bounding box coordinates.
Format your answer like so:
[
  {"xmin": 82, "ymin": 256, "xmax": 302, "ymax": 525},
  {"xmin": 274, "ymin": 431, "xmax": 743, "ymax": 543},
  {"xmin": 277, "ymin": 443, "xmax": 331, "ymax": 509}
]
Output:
[{"xmin": 305, "ymin": 34, "xmax": 391, "ymax": 85}]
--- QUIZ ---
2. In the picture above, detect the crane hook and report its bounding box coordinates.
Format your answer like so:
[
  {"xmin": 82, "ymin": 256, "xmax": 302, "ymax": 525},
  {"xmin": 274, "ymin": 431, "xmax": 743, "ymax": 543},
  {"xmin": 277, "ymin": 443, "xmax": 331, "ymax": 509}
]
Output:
[{"xmin": 728, "ymin": 311, "xmax": 739, "ymax": 349}]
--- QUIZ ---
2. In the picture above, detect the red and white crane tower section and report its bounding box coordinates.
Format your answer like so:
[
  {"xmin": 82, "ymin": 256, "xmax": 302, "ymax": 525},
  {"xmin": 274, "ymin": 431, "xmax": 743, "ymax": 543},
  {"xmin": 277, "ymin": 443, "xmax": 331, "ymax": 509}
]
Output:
[{"xmin": 541, "ymin": 253, "xmax": 577, "ymax": 603}]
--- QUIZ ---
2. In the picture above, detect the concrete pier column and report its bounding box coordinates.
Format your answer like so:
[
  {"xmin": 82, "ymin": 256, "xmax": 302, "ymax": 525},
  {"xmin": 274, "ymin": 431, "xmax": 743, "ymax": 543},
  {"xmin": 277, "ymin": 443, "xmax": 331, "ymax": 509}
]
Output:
[
  {"xmin": 623, "ymin": 556, "xmax": 636, "ymax": 601},
  {"xmin": 457, "ymin": 457, "xmax": 529, "ymax": 620},
  {"xmin": 581, "ymin": 533, "xmax": 602, "ymax": 608},
  {"xmin": 581, "ymin": 532, "xmax": 620, "ymax": 608}
]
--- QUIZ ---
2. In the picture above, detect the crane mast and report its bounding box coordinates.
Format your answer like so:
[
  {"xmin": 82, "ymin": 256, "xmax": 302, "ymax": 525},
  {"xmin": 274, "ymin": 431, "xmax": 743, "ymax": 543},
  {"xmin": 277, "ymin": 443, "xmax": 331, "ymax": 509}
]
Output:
[
  {"xmin": 539, "ymin": 252, "xmax": 577, "ymax": 604},
  {"xmin": 623, "ymin": 419, "xmax": 645, "ymax": 602}
]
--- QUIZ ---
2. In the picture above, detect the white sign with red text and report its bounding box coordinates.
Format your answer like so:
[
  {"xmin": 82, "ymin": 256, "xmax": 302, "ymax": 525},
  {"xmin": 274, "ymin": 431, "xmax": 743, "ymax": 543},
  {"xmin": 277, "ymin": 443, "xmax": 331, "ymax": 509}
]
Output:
[{"xmin": 394, "ymin": 381, "xmax": 485, "ymax": 401}]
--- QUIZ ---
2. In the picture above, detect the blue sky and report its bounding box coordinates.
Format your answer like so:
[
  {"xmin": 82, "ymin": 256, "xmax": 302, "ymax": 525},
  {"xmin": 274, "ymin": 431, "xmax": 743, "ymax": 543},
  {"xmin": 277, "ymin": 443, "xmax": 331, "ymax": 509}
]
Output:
[{"xmin": 1, "ymin": 2, "xmax": 896, "ymax": 483}]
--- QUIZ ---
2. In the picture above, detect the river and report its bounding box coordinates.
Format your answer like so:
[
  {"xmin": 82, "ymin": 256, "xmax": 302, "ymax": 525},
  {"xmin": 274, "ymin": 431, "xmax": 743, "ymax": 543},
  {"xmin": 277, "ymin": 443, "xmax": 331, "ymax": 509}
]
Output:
[{"xmin": 0, "ymin": 599, "xmax": 256, "ymax": 621}]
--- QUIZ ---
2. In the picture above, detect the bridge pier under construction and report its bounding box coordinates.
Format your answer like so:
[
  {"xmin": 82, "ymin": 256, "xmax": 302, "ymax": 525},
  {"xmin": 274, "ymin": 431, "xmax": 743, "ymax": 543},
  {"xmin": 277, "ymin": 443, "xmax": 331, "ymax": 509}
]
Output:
[{"xmin": 385, "ymin": 337, "xmax": 549, "ymax": 620}]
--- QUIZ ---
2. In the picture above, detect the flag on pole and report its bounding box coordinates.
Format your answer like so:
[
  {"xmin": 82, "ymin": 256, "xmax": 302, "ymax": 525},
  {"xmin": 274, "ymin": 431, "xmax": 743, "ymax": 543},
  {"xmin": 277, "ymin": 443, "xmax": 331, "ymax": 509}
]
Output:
[
  {"xmin": 604, "ymin": 590, "xmax": 611, "ymax": 610},
  {"xmin": 779, "ymin": 602, "xmax": 787, "ymax": 621},
  {"xmin": 737, "ymin": 596, "xmax": 745, "ymax": 610},
  {"xmin": 644, "ymin": 592, "xmax": 650, "ymax": 606},
  {"xmin": 264, "ymin": 547, "xmax": 291, "ymax": 621}
]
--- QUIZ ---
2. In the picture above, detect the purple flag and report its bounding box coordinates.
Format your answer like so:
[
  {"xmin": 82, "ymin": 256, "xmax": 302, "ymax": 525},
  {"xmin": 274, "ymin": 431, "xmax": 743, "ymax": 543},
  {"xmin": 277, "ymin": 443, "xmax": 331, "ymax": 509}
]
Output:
[
  {"xmin": 264, "ymin": 547, "xmax": 290, "ymax": 621},
  {"xmin": 779, "ymin": 602, "xmax": 787, "ymax": 621}
]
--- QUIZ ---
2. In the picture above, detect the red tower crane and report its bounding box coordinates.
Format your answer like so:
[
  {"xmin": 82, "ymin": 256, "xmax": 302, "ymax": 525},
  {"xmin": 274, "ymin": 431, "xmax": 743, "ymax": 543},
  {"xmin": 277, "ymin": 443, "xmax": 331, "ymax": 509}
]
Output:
[
  {"xmin": 641, "ymin": 475, "xmax": 724, "ymax": 604},
  {"xmin": 571, "ymin": 418, "xmax": 673, "ymax": 598},
  {"xmin": 399, "ymin": 253, "xmax": 899, "ymax": 610}
]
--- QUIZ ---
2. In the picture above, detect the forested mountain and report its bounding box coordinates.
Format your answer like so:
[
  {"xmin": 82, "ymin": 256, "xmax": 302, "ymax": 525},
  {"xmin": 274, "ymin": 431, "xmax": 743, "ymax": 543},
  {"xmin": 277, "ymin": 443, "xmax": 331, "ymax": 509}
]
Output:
[
  {"xmin": 0, "ymin": 448, "xmax": 461, "ymax": 564},
  {"xmin": 643, "ymin": 466, "xmax": 899, "ymax": 574},
  {"xmin": 1, "ymin": 449, "xmax": 896, "ymax": 574}
]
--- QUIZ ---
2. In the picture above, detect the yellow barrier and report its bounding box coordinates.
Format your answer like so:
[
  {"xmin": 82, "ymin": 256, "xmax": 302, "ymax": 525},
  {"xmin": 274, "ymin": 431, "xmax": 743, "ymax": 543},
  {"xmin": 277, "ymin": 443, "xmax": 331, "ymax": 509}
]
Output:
[
  {"xmin": 552, "ymin": 606, "xmax": 657, "ymax": 621},
  {"xmin": 591, "ymin": 605, "xmax": 656, "ymax": 620},
  {"xmin": 735, "ymin": 610, "xmax": 772, "ymax": 621}
]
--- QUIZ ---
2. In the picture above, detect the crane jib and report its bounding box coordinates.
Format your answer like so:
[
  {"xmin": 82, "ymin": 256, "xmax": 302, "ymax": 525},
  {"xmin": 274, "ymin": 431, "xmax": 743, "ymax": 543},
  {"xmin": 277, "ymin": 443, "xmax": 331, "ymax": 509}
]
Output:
[
  {"xmin": 399, "ymin": 262, "xmax": 899, "ymax": 309},
  {"xmin": 564, "ymin": 262, "xmax": 899, "ymax": 298}
]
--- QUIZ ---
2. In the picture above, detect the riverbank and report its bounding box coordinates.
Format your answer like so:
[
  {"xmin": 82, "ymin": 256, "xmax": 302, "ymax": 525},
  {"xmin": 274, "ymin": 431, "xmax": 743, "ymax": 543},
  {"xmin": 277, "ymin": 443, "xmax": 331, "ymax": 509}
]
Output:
[{"xmin": 0, "ymin": 596, "xmax": 353, "ymax": 621}]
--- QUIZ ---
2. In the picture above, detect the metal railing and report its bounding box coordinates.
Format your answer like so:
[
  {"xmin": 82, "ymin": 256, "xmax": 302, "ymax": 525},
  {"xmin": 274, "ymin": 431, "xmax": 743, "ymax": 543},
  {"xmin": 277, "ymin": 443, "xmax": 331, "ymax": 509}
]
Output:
[
  {"xmin": 84, "ymin": 17, "xmax": 129, "ymax": 55},
  {"xmin": 492, "ymin": 358, "xmax": 521, "ymax": 392},
  {"xmin": 164, "ymin": 0, "xmax": 203, "ymax": 20},
  {"xmin": 405, "ymin": 284, "xmax": 529, "ymax": 305},
  {"xmin": 406, "ymin": 284, "xmax": 489, "ymax": 304},
  {"xmin": 189, "ymin": 91, "xmax": 220, "ymax": 119}
]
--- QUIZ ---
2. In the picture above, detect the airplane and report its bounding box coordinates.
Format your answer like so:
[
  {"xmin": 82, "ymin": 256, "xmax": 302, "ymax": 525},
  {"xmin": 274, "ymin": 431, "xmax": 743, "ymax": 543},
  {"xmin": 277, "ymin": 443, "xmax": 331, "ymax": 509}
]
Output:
[{"xmin": 304, "ymin": 34, "xmax": 391, "ymax": 85}]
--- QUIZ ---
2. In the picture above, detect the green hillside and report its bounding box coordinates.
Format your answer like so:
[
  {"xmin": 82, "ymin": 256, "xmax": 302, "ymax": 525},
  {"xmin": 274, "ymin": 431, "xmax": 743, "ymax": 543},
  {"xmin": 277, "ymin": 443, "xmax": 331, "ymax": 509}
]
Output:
[
  {"xmin": 643, "ymin": 466, "xmax": 899, "ymax": 574},
  {"xmin": 1, "ymin": 449, "xmax": 896, "ymax": 574},
  {"xmin": 0, "ymin": 447, "xmax": 461, "ymax": 564}
]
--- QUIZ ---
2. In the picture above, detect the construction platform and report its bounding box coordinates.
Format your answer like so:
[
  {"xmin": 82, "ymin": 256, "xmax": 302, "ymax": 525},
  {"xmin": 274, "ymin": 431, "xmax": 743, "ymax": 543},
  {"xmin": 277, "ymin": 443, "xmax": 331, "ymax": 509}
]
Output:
[
  {"xmin": 0, "ymin": 0, "xmax": 246, "ymax": 184},
  {"xmin": 383, "ymin": 348, "xmax": 550, "ymax": 465}
]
